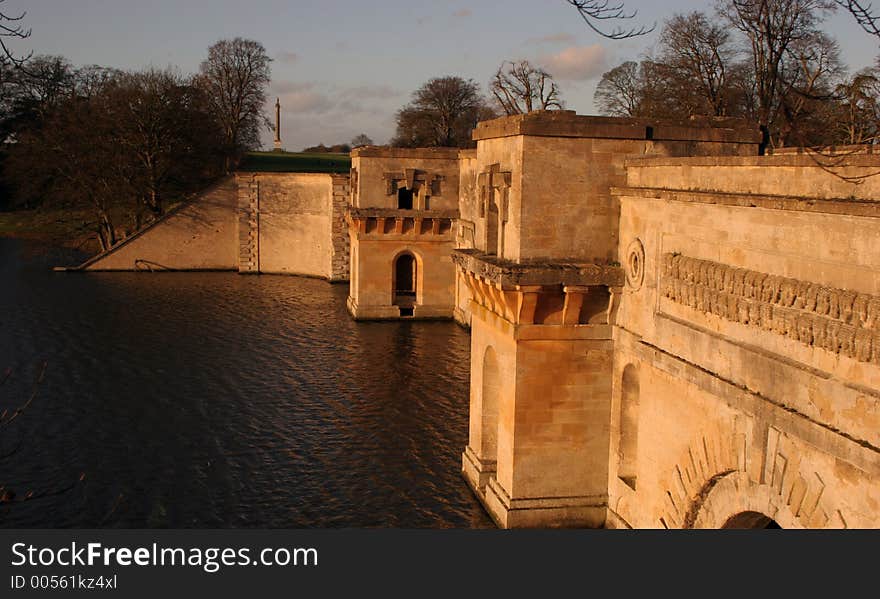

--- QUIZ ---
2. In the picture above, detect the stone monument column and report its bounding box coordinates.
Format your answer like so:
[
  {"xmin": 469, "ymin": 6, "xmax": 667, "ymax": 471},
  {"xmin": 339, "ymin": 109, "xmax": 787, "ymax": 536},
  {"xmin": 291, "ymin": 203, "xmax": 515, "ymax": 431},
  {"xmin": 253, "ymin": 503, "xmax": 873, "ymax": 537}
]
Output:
[{"xmin": 274, "ymin": 98, "xmax": 282, "ymax": 151}]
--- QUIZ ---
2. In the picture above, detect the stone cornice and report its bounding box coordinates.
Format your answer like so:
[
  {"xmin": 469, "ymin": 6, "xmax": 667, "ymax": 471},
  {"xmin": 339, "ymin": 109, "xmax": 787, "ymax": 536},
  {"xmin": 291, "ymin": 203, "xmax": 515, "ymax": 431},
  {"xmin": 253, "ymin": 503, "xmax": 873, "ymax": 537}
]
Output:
[{"xmin": 453, "ymin": 249, "xmax": 624, "ymax": 288}]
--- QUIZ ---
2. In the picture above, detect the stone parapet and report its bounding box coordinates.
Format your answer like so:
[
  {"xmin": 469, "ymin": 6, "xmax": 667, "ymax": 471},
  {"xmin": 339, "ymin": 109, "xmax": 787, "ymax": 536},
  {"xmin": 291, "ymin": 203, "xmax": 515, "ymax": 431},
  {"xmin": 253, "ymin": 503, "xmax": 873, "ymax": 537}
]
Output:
[
  {"xmin": 613, "ymin": 186, "xmax": 880, "ymax": 218},
  {"xmin": 350, "ymin": 146, "xmax": 462, "ymax": 160},
  {"xmin": 472, "ymin": 110, "xmax": 761, "ymax": 144},
  {"xmin": 621, "ymin": 153, "xmax": 880, "ymax": 202},
  {"xmin": 624, "ymin": 154, "xmax": 880, "ymax": 168}
]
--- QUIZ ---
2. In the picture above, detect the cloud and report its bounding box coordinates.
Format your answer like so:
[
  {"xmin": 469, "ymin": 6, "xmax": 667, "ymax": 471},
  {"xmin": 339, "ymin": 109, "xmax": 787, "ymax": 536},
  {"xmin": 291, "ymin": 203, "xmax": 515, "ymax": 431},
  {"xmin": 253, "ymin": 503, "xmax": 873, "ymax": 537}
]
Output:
[
  {"xmin": 452, "ymin": 8, "xmax": 472, "ymax": 18},
  {"xmin": 265, "ymin": 80, "xmax": 407, "ymax": 149},
  {"xmin": 272, "ymin": 82, "xmax": 332, "ymax": 114},
  {"xmin": 539, "ymin": 44, "xmax": 608, "ymax": 81},
  {"xmin": 276, "ymin": 51, "xmax": 298, "ymax": 64},
  {"xmin": 338, "ymin": 84, "xmax": 401, "ymax": 101},
  {"xmin": 527, "ymin": 32, "xmax": 576, "ymax": 45},
  {"xmin": 272, "ymin": 81, "xmax": 313, "ymax": 95}
]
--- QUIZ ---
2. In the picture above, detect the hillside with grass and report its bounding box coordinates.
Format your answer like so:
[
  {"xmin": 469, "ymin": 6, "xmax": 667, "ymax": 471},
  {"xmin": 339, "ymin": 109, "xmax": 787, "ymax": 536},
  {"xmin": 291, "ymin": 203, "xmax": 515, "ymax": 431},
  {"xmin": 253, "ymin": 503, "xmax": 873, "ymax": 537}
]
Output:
[{"xmin": 239, "ymin": 151, "xmax": 351, "ymax": 174}]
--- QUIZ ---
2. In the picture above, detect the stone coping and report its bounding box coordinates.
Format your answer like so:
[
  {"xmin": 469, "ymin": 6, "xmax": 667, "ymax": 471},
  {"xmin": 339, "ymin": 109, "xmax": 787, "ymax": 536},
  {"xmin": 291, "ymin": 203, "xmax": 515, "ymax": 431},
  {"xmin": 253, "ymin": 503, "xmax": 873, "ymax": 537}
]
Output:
[
  {"xmin": 612, "ymin": 187, "xmax": 880, "ymax": 218},
  {"xmin": 350, "ymin": 146, "xmax": 462, "ymax": 159},
  {"xmin": 348, "ymin": 207, "xmax": 460, "ymax": 219},
  {"xmin": 234, "ymin": 171, "xmax": 346, "ymax": 179},
  {"xmin": 770, "ymin": 145, "xmax": 879, "ymax": 155},
  {"xmin": 472, "ymin": 111, "xmax": 761, "ymax": 144},
  {"xmin": 453, "ymin": 249, "xmax": 624, "ymax": 287},
  {"xmin": 624, "ymin": 154, "xmax": 880, "ymax": 168}
]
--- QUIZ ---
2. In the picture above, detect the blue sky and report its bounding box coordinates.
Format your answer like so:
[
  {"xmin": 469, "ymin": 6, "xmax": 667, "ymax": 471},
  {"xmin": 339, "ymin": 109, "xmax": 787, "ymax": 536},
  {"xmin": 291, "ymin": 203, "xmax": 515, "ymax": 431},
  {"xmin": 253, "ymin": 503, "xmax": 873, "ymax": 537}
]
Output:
[{"xmin": 10, "ymin": 0, "xmax": 880, "ymax": 150}]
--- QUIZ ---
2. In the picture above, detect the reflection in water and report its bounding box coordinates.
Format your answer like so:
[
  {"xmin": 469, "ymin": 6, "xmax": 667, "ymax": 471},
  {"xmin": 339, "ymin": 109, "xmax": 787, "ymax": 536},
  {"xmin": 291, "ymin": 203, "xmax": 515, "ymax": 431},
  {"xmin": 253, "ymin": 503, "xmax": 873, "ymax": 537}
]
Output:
[{"xmin": 0, "ymin": 239, "xmax": 492, "ymax": 528}]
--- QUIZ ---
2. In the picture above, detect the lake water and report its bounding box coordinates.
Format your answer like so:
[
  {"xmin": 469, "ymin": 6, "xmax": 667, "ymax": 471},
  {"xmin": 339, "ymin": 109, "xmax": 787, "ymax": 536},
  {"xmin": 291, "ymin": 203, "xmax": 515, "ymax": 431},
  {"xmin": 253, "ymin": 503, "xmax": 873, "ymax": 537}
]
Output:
[{"xmin": 0, "ymin": 238, "xmax": 492, "ymax": 528}]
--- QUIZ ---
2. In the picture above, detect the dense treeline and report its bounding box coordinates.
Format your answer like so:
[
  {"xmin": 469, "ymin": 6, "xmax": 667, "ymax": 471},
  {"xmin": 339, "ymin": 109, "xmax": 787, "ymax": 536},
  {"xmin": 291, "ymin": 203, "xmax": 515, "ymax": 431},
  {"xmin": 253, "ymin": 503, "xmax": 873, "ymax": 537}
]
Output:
[
  {"xmin": 594, "ymin": 1, "xmax": 880, "ymax": 152},
  {"xmin": 0, "ymin": 38, "xmax": 271, "ymax": 251}
]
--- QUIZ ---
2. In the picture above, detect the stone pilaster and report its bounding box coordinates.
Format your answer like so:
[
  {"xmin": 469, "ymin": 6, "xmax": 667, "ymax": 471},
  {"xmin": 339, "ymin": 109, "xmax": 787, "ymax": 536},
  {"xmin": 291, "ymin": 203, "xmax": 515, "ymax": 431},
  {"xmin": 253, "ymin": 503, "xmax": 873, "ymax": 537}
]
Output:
[{"xmin": 456, "ymin": 249, "xmax": 625, "ymax": 528}]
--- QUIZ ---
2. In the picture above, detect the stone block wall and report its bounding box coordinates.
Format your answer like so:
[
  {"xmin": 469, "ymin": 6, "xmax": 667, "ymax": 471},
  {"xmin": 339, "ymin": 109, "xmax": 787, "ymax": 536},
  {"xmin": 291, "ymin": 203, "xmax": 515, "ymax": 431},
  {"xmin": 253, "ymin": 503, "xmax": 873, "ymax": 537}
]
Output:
[{"xmin": 235, "ymin": 172, "xmax": 350, "ymax": 280}]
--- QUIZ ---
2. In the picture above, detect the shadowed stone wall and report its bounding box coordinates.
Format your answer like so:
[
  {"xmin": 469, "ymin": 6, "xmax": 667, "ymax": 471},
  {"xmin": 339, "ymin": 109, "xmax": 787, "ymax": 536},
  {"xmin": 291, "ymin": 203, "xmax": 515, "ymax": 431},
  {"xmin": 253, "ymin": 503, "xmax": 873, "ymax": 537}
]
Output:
[{"xmin": 83, "ymin": 177, "xmax": 238, "ymax": 271}]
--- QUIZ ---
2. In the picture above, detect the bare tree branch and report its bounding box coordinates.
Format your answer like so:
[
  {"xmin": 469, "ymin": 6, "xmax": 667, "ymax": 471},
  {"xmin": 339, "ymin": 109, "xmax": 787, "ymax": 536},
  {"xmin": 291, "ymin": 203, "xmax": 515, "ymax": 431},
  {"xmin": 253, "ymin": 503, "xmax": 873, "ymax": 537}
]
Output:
[
  {"xmin": 835, "ymin": 0, "xmax": 880, "ymax": 37},
  {"xmin": 0, "ymin": 0, "xmax": 32, "ymax": 67},
  {"xmin": 565, "ymin": 0, "xmax": 655, "ymax": 39},
  {"xmin": 0, "ymin": 360, "xmax": 46, "ymax": 429}
]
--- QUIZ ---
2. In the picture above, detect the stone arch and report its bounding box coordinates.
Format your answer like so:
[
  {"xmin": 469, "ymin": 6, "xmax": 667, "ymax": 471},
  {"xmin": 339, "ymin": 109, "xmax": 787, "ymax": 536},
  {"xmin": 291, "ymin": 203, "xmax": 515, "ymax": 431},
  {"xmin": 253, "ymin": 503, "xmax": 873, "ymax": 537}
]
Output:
[
  {"xmin": 618, "ymin": 363, "xmax": 640, "ymax": 490},
  {"xmin": 687, "ymin": 471, "xmax": 806, "ymax": 529},
  {"xmin": 655, "ymin": 434, "xmax": 847, "ymax": 530},
  {"xmin": 480, "ymin": 345, "xmax": 501, "ymax": 462},
  {"xmin": 721, "ymin": 511, "xmax": 781, "ymax": 529}
]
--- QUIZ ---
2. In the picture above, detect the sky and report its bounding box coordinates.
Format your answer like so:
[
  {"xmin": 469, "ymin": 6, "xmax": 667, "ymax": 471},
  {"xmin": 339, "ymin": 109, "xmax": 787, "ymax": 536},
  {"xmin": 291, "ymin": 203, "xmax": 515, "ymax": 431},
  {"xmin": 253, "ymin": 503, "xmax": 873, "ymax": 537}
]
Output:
[{"xmin": 8, "ymin": 0, "xmax": 880, "ymax": 151}]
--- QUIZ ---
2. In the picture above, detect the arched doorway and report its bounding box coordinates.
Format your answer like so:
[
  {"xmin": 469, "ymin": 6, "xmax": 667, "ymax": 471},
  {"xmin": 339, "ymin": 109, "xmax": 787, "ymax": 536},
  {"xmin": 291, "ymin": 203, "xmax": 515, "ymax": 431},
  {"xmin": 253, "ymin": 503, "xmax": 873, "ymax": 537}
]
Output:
[
  {"xmin": 722, "ymin": 511, "xmax": 782, "ymax": 529},
  {"xmin": 481, "ymin": 346, "xmax": 500, "ymax": 462},
  {"xmin": 393, "ymin": 253, "xmax": 417, "ymax": 316}
]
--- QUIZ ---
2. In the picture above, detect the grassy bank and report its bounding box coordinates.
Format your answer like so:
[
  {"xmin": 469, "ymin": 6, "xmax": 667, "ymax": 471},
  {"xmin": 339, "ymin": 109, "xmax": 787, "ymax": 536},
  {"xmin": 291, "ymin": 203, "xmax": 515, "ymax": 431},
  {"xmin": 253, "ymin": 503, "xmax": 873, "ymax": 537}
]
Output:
[
  {"xmin": 0, "ymin": 206, "xmax": 92, "ymax": 241},
  {"xmin": 0, "ymin": 205, "xmax": 119, "ymax": 255},
  {"xmin": 239, "ymin": 151, "xmax": 351, "ymax": 173}
]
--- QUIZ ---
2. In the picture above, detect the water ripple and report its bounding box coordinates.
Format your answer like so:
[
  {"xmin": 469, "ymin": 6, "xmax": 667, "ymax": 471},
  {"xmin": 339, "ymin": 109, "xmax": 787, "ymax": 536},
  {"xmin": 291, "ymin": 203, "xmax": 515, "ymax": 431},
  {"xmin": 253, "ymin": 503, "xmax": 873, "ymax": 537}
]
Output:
[{"xmin": 0, "ymin": 239, "xmax": 493, "ymax": 529}]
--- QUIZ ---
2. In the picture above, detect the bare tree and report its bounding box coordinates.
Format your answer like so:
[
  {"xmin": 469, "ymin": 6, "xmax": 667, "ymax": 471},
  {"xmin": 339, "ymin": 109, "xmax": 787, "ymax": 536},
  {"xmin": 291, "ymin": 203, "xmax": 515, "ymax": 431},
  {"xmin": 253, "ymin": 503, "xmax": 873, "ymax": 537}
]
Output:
[
  {"xmin": 0, "ymin": 0, "xmax": 30, "ymax": 66},
  {"xmin": 392, "ymin": 76, "xmax": 495, "ymax": 148},
  {"xmin": 491, "ymin": 60, "xmax": 563, "ymax": 115},
  {"xmin": 594, "ymin": 61, "xmax": 643, "ymax": 116},
  {"xmin": 565, "ymin": 1, "xmax": 655, "ymax": 39},
  {"xmin": 720, "ymin": 0, "xmax": 837, "ymax": 153},
  {"xmin": 351, "ymin": 133, "xmax": 373, "ymax": 148},
  {"xmin": 111, "ymin": 68, "xmax": 223, "ymax": 219},
  {"xmin": 833, "ymin": 68, "xmax": 880, "ymax": 144},
  {"xmin": 197, "ymin": 38, "xmax": 272, "ymax": 172},
  {"xmin": 658, "ymin": 12, "xmax": 738, "ymax": 117},
  {"xmin": 6, "ymin": 64, "xmax": 225, "ymax": 249},
  {"xmin": 775, "ymin": 30, "xmax": 844, "ymax": 146}
]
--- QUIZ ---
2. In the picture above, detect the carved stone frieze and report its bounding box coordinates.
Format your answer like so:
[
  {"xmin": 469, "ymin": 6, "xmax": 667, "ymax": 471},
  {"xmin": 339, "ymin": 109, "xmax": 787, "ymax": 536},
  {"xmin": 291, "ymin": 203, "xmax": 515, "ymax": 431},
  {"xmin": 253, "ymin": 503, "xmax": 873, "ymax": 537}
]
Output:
[{"xmin": 662, "ymin": 253, "xmax": 880, "ymax": 364}]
